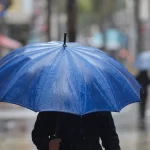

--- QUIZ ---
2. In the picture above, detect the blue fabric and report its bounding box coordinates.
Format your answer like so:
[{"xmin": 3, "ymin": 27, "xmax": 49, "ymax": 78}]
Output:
[
  {"xmin": 0, "ymin": 41, "xmax": 141, "ymax": 115},
  {"xmin": 135, "ymin": 51, "xmax": 150, "ymax": 70}
]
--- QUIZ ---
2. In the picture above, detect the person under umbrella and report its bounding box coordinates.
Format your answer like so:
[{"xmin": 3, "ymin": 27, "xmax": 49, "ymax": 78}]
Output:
[
  {"xmin": 0, "ymin": 34, "xmax": 141, "ymax": 150},
  {"xmin": 32, "ymin": 111, "xmax": 121, "ymax": 150},
  {"xmin": 136, "ymin": 70, "xmax": 150, "ymax": 129}
]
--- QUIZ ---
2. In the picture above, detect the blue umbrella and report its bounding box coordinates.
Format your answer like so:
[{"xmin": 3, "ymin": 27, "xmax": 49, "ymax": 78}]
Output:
[
  {"xmin": 135, "ymin": 51, "xmax": 150, "ymax": 70},
  {"xmin": 0, "ymin": 36, "xmax": 141, "ymax": 115}
]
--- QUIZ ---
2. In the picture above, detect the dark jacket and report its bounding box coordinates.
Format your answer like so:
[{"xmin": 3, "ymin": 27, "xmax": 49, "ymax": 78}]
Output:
[{"xmin": 32, "ymin": 112, "xmax": 121, "ymax": 150}]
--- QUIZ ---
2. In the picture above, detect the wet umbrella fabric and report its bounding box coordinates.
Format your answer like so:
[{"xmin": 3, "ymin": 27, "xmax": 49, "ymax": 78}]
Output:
[{"xmin": 0, "ymin": 41, "xmax": 141, "ymax": 115}]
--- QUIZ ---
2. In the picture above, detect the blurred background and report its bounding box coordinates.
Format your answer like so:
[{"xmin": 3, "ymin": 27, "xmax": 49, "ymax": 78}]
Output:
[{"xmin": 0, "ymin": 0, "xmax": 149, "ymax": 150}]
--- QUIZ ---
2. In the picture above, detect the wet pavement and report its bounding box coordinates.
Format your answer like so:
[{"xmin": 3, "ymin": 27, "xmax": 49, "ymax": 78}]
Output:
[
  {"xmin": 113, "ymin": 103, "xmax": 150, "ymax": 150},
  {"xmin": 0, "ymin": 103, "xmax": 149, "ymax": 150}
]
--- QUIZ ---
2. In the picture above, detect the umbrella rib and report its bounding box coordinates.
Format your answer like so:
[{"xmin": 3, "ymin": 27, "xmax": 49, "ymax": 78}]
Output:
[
  {"xmin": 97, "ymin": 57, "xmax": 140, "ymax": 98},
  {"xmin": 69, "ymin": 50, "xmax": 117, "ymax": 111},
  {"xmin": 1, "ymin": 48, "xmax": 59, "ymax": 100},
  {"xmin": 0, "ymin": 45, "xmax": 57, "ymax": 68},
  {"xmin": 72, "ymin": 48, "xmax": 121, "ymax": 107},
  {"xmin": 74, "ymin": 48, "xmax": 140, "ymax": 98},
  {"xmin": 65, "ymin": 51, "xmax": 85, "ymax": 114},
  {"xmin": 0, "ymin": 49, "xmax": 58, "ymax": 94},
  {"xmin": 36, "ymin": 47, "xmax": 64, "ymax": 111},
  {"xmin": 71, "ymin": 46, "xmax": 107, "ymax": 56},
  {"xmin": 22, "ymin": 47, "xmax": 62, "ymax": 110},
  {"xmin": 70, "ymin": 50, "xmax": 119, "ymax": 110}
]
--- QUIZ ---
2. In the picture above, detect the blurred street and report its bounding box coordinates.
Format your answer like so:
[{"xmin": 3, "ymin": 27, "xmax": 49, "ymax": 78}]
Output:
[
  {"xmin": 0, "ymin": 98, "xmax": 149, "ymax": 150},
  {"xmin": 114, "ymin": 103, "xmax": 150, "ymax": 150}
]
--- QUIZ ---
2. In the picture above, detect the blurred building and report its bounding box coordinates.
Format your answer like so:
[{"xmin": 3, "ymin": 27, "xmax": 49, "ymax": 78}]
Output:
[
  {"xmin": 111, "ymin": 0, "xmax": 150, "ymax": 60},
  {"xmin": 4, "ymin": 0, "xmax": 33, "ymax": 45},
  {"xmin": 28, "ymin": 0, "xmax": 48, "ymax": 43},
  {"xmin": 112, "ymin": 0, "xmax": 136, "ymax": 59}
]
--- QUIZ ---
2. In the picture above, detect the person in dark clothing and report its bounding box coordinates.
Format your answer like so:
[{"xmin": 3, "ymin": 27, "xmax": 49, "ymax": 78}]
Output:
[
  {"xmin": 32, "ymin": 111, "xmax": 121, "ymax": 150},
  {"xmin": 136, "ymin": 70, "xmax": 150, "ymax": 129}
]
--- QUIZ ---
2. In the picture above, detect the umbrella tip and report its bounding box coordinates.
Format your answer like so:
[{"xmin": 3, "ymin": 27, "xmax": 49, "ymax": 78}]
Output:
[{"xmin": 63, "ymin": 32, "xmax": 67, "ymax": 47}]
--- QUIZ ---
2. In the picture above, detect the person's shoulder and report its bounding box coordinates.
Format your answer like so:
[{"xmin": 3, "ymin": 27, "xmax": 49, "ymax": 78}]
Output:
[
  {"xmin": 85, "ymin": 112, "xmax": 111, "ymax": 118},
  {"xmin": 97, "ymin": 111, "xmax": 111, "ymax": 115},
  {"xmin": 38, "ymin": 111, "xmax": 57, "ymax": 118},
  {"xmin": 95, "ymin": 112, "xmax": 112, "ymax": 119}
]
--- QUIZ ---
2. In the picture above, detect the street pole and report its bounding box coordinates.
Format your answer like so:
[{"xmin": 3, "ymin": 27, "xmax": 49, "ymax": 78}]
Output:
[{"xmin": 66, "ymin": 0, "xmax": 77, "ymax": 42}]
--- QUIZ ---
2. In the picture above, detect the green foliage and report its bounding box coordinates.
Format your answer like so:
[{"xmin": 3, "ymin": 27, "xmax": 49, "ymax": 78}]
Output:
[
  {"xmin": 78, "ymin": 0, "xmax": 126, "ymax": 14},
  {"xmin": 78, "ymin": 0, "xmax": 93, "ymax": 13}
]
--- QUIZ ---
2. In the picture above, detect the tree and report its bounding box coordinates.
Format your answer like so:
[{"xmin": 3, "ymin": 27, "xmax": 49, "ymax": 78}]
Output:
[
  {"xmin": 66, "ymin": 0, "xmax": 125, "ymax": 42},
  {"xmin": 66, "ymin": 0, "xmax": 77, "ymax": 42},
  {"xmin": 78, "ymin": 0, "xmax": 92, "ymax": 13},
  {"xmin": 46, "ymin": 0, "xmax": 51, "ymax": 41},
  {"xmin": 134, "ymin": 0, "xmax": 143, "ymax": 53}
]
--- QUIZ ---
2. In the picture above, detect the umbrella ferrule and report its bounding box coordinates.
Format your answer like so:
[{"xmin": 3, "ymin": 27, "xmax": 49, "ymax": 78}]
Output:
[{"xmin": 63, "ymin": 32, "xmax": 67, "ymax": 47}]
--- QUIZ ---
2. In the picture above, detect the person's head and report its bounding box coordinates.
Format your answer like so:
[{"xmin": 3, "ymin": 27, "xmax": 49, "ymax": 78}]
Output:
[{"xmin": 139, "ymin": 70, "xmax": 148, "ymax": 76}]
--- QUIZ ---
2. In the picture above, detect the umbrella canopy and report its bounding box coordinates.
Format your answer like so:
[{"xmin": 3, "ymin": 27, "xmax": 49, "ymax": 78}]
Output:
[
  {"xmin": 135, "ymin": 51, "xmax": 150, "ymax": 70},
  {"xmin": 0, "ymin": 41, "xmax": 141, "ymax": 115}
]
